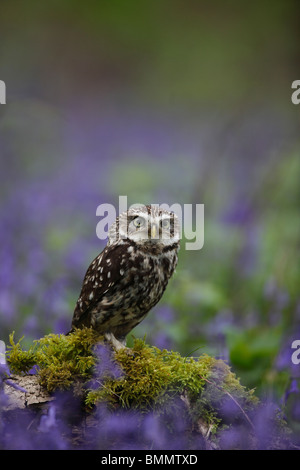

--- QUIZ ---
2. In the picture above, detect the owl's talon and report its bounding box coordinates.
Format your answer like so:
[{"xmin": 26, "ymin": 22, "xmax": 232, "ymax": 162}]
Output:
[
  {"xmin": 104, "ymin": 332, "xmax": 126, "ymax": 351},
  {"xmin": 104, "ymin": 333, "xmax": 135, "ymax": 357}
]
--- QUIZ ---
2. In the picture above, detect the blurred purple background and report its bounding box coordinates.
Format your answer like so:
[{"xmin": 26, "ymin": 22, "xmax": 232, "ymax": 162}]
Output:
[{"xmin": 0, "ymin": 1, "xmax": 299, "ymax": 412}]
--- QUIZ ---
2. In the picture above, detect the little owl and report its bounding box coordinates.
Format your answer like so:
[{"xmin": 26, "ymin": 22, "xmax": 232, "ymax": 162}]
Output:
[{"xmin": 69, "ymin": 205, "xmax": 180, "ymax": 350}]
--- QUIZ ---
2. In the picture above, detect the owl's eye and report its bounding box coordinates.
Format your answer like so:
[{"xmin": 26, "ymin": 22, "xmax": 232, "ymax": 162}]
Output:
[
  {"xmin": 133, "ymin": 216, "xmax": 145, "ymax": 228},
  {"xmin": 161, "ymin": 218, "xmax": 170, "ymax": 229}
]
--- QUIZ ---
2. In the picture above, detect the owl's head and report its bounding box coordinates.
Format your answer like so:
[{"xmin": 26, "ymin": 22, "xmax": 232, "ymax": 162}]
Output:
[{"xmin": 108, "ymin": 205, "xmax": 180, "ymax": 247}]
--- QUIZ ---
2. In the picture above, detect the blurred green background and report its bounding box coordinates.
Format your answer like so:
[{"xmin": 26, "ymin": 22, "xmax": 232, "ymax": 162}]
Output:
[{"xmin": 0, "ymin": 0, "xmax": 299, "ymax": 422}]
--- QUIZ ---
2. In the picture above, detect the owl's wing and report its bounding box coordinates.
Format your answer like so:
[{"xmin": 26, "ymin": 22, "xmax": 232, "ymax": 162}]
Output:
[{"xmin": 71, "ymin": 242, "xmax": 134, "ymax": 329}]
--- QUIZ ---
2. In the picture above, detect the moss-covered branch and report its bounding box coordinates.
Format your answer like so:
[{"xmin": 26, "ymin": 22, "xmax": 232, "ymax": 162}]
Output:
[{"xmin": 4, "ymin": 328, "xmax": 291, "ymax": 449}]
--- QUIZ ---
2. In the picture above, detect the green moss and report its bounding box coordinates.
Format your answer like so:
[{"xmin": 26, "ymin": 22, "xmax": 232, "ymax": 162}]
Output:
[
  {"xmin": 6, "ymin": 328, "xmax": 258, "ymax": 435},
  {"xmin": 6, "ymin": 333, "xmax": 37, "ymax": 374},
  {"xmin": 88, "ymin": 339, "xmax": 217, "ymax": 411},
  {"xmin": 7, "ymin": 328, "xmax": 101, "ymax": 392}
]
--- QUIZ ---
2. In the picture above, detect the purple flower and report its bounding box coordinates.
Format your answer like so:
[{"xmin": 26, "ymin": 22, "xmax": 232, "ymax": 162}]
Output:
[
  {"xmin": 93, "ymin": 343, "xmax": 123, "ymax": 382},
  {"xmin": 218, "ymin": 425, "xmax": 250, "ymax": 450},
  {"xmin": 38, "ymin": 404, "xmax": 57, "ymax": 432},
  {"xmin": 251, "ymin": 402, "xmax": 282, "ymax": 450}
]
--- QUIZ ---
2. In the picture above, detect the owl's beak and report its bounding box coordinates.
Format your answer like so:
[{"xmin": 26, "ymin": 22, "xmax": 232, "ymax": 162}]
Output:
[{"xmin": 151, "ymin": 224, "xmax": 159, "ymax": 239}]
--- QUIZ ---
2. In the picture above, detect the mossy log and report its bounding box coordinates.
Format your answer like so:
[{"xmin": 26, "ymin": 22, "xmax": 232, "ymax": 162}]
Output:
[{"xmin": 1, "ymin": 328, "xmax": 288, "ymax": 449}]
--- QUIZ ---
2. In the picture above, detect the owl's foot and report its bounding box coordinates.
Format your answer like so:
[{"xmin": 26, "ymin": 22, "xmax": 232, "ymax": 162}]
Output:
[{"xmin": 104, "ymin": 332, "xmax": 128, "ymax": 352}]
